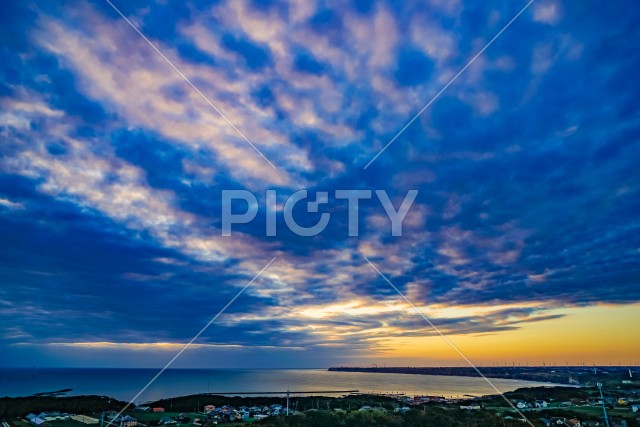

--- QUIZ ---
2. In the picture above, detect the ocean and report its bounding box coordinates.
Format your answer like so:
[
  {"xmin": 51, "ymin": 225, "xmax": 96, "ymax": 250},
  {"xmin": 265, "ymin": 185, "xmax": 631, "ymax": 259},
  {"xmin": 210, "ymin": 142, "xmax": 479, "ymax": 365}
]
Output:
[{"xmin": 0, "ymin": 368, "xmax": 559, "ymax": 403}]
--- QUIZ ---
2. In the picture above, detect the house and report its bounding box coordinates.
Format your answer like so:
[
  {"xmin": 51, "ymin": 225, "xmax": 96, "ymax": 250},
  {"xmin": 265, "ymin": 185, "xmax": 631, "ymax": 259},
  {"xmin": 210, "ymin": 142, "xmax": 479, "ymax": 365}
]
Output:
[
  {"xmin": 159, "ymin": 416, "xmax": 176, "ymax": 425},
  {"xmin": 29, "ymin": 417, "xmax": 47, "ymax": 426},
  {"xmin": 536, "ymin": 400, "xmax": 549, "ymax": 408},
  {"xmin": 26, "ymin": 414, "xmax": 38, "ymax": 422},
  {"xmin": 152, "ymin": 408, "xmax": 165, "ymax": 413},
  {"xmin": 238, "ymin": 410, "xmax": 250, "ymax": 420},
  {"xmin": 44, "ymin": 412, "xmax": 70, "ymax": 422},
  {"xmin": 516, "ymin": 401, "xmax": 528, "ymax": 409},
  {"xmin": 550, "ymin": 417, "xmax": 581, "ymax": 427},
  {"xmin": 134, "ymin": 407, "xmax": 151, "ymax": 412},
  {"xmin": 102, "ymin": 411, "xmax": 117, "ymax": 420},
  {"xmin": 71, "ymin": 415, "xmax": 99, "ymax": 425},
  {"xmin": 394, "ymin": 407, "xmax": 411, "ymax": 413},
  {"xmin": 631, "ymin": 404, "xmax": 640, "ymax": 413},
  {"xmin": 203, "ymin": 405, "xmax": 215, "ymax": 413},
  {"xmin": 358, "ymin": 406, "xmax": 372, "ymax": 411},
  {"xmin": 120, "ymin": 416, "xmax": 137, "ymax": 427},
  {"xmin": 538, "ymin": 418, "xmax": 551, "ymax": 427}
]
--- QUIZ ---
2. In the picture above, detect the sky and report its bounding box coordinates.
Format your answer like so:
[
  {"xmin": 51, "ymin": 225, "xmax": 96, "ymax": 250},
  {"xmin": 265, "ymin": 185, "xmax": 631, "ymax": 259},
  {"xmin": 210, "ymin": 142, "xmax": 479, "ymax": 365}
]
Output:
[{"xmin": 1, "ymin": 0, "xmax": 639, "ymax": 369}]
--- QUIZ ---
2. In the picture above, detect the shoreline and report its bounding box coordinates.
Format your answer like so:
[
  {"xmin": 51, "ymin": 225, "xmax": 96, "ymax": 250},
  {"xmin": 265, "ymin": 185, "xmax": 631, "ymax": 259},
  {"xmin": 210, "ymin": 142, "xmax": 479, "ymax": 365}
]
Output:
[{"xmin": 328, "ymin": 365, "xmax": 640, "ymax": 386}]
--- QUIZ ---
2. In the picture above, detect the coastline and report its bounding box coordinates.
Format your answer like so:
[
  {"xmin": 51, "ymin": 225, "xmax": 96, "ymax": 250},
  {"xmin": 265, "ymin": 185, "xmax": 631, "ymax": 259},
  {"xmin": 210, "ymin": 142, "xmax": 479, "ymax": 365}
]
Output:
[{"xmin": 328, "ymin": 366, "xmax": 640, "ymax": 386}]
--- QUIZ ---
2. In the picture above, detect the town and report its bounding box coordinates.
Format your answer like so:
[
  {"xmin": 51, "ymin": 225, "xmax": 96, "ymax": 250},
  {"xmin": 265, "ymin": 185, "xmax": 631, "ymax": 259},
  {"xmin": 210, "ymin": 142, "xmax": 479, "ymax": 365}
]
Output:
[{"xmin": 3, "ymin": 378, "xmax": 640, "ymax": 427}]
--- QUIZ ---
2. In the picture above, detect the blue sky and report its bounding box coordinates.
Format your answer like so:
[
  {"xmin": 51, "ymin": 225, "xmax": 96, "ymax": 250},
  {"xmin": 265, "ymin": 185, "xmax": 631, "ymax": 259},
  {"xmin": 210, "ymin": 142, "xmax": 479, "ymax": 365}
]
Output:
[{"xmin": 1, "ymin": 0, "xmax": 639, "ymax": 368}]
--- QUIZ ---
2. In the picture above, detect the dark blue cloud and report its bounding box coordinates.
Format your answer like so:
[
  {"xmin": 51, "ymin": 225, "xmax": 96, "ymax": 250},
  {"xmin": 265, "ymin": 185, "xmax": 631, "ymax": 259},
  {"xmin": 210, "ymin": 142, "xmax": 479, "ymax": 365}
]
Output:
[{"xmin": 2, "ymin": 0, "xmax": 640, "ymax": 368}]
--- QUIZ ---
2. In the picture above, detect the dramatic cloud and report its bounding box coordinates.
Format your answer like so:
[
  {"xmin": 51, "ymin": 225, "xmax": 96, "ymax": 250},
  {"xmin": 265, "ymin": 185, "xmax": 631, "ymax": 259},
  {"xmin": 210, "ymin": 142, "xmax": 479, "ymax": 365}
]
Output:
[{"xmin": 1, "ymin": 0, "xmax": 639, "ymax": 367}]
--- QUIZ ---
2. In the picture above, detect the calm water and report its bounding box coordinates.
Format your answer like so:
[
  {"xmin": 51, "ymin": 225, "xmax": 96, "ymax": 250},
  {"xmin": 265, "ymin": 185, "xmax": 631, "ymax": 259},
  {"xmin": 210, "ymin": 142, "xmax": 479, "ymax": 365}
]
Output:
[{"xmin": 0, "ymin": 368, "xmax": 560, "ymax": 403}]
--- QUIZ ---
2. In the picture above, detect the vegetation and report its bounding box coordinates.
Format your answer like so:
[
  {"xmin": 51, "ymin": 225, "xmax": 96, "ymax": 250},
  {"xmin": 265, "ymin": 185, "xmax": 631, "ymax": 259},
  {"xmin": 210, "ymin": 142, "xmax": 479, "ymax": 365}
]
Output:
[
  {"xmin": 0, "ymin": 395, "xmax": 127, "ymax": 418},
  {"xmin": 253, "ymin": 407, "xmax": 529, "ymax": 427},
  {"xmin": 146, "ymin": 394, "xmax": 399, "ymax": 413},
  {"xmin": 3, "ymin": 389, "xmax": 640, "ymax": 427}
]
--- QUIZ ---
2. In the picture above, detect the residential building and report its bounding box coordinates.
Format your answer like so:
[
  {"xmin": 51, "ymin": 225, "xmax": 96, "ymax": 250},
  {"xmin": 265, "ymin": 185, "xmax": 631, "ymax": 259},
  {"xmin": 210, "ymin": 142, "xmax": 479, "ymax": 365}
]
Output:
[
  {"xmin": 536, "ymin": 400, "xmax": 549, "ymax": 408},
  {"xmin": 120, "ymin": 416, "xmax": 137, "ymax": 427}
]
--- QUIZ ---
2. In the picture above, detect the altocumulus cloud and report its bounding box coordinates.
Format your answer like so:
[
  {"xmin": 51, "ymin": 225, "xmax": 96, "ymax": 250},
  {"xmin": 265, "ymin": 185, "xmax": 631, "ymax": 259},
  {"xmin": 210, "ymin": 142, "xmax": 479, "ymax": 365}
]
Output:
[{"xmin": 0, "ymin": 0, "xmax": 639, "ymax": 367}]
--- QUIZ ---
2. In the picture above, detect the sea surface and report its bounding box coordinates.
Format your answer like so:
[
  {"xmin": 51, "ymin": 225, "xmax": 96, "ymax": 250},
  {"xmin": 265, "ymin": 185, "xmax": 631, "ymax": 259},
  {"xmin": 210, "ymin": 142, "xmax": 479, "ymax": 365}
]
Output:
[{"xmin": 0, "ymin": 368, "xmax": 561, "ymax": 403}]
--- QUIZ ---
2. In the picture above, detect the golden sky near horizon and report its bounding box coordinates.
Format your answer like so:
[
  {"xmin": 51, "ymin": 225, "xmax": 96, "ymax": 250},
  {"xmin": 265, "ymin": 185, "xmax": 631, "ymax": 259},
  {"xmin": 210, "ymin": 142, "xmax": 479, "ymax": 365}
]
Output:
[{"xmin": 365, "ymin": 303, "xmax": 640, "ymax": 366}]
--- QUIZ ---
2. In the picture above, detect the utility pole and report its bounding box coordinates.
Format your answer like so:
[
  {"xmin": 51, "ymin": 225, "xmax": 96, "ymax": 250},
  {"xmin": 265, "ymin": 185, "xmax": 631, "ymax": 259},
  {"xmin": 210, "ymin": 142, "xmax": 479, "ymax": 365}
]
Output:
[
  {"xmin": 286, "ymin": 389, "xmax": 290, "ymax": 416},
  {"xmin": 597, "ymin": 382, "xmax": 610, "ymax": 427}
]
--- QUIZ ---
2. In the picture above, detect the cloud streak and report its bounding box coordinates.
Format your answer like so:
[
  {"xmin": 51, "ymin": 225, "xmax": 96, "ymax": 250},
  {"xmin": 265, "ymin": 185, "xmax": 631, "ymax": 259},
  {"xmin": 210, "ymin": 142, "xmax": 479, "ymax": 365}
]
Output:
[{"xmin": 1, "ymin": 0, "xmax": 639, "ymax": 367}]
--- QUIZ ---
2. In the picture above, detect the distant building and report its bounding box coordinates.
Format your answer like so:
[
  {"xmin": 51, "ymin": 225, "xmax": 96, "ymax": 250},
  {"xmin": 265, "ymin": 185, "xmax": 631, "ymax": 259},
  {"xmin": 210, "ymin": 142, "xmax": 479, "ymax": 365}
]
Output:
[
  {"xmin": 203, "ymin": 405, "xmax": 215, "ymax": 413},
  {"xmin": 102, "ymin": 411, "xmax": 119, "ymax": 421},
  {"xmin": 550, "ymin": 417, "xmax": 581, "ymax": 427},
  {"xmin": 516, "ymin": 401, "xmax": 528, "ymax": 409},
  {"xmin": 536, "ymin": 400, "xmax": 549, "ymax": 408},
  {"xmin": 152, "ymin": 408, "xmax": 165, "ymax": 413},
  {"xmin": 71, "ymin": 415, "xmax": 99, "ymax": 425},
  {"xmin": 120, "ymin": 416, "xmax": 137, "ymax": 427},
  {"xmin": 159, "ymin": 417, "xmax": 176, "ymax": 425},
  {"xmin": 459, "ymin": 405, "xmax": 481, "ymax": 410},
  {"xmin": 44, "ymin": 412, "xmax": 70, "ymax": 421},
  {"xmin": 26, "ymin": 414, "xmax": 48, "ymax": 426}
]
